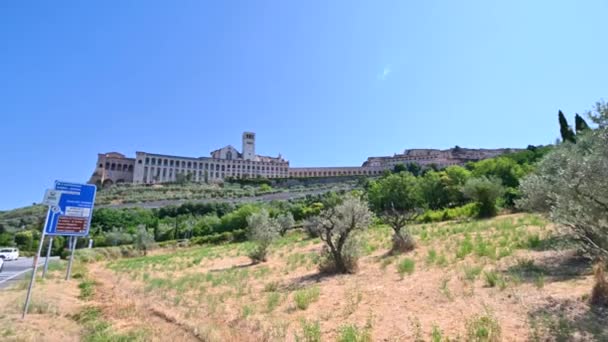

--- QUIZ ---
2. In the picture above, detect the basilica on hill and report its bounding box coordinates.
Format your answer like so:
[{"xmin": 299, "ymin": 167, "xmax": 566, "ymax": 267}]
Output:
[{"xmin": 88, "ymin": 132, "xmax": 518, "ymax": 186}]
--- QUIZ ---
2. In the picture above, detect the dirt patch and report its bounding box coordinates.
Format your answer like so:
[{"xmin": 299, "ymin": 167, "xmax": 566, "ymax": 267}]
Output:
[{"xmin": 0, "ymin": 275, "xmax": 84, "ymax": 341}]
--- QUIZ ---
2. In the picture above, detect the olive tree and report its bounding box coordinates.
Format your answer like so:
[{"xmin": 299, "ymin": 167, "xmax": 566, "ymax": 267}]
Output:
[
  {"xmin": 305, "ymin": 195, "xmax": 372, "ymax": 274},
  {"xmin": 276, "ymin": 212, "xmax": 295, "ymax": 236},
  {"xmin": 133, "ymin": 225, "xmax": 155, "ymax": 256},
  {"xmin": 517, "ymin": 127, "xmax": 608, "ymax": 258},
  {"xmin": 367, "ymin": 172, "xmax": 423, "ymax": 253},
  {"xmin": 246, "ymin": 209, "xmax": 280, "ymax": 262},
  {"xmin": 463, "ymin": 177, "xmax": 504, "ymax": 218}
]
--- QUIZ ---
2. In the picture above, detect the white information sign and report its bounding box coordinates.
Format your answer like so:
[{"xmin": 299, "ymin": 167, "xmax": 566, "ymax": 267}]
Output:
[{"xmin": 42, "ymin": 189, "xmax": 62, "ymax": 207}]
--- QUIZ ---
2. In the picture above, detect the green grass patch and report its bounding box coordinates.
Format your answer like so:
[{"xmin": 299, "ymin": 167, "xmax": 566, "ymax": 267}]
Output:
[
  {"xmin": 293, "ymin": 286, "xmax": 320, "ymax": 310},
  {"xmin": 397, "ymin": 258, "xmax": 415, "ymax": 279}
]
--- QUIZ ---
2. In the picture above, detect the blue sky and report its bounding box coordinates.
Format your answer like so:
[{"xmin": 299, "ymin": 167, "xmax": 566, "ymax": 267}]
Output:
[{"xmin": 1, "ymin": 1, "xmax": 607, "ymax": 210}]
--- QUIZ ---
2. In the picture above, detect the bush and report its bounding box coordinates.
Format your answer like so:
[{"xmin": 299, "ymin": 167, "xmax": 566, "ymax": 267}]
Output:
[
  {"xmin": 591, "ymin": 262, "xmax": 608, "ymax": 307},
  {"xmin": 418, "ymin": 203, "xmax": 479, "ymax": 223},
  {"xmin": 246, "ymin": 209, "xmax": 280, "ymax": 262},
  {"xmin": 133, "ymin": 225, "xmax": 155, "ymax": 256},
  {"xmin": 517, "ymin": 124, "xmax": 608, "ymax": 257},
  {"xmin": 463, "ymin": 177, "xmax": 504, "ymax": 218}
]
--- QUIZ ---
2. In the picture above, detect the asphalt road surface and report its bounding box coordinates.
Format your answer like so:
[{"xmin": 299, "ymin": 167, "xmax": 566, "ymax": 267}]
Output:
[{"xmin": 0, "ymin": 257, "xmax": 58, "ymax": 289}]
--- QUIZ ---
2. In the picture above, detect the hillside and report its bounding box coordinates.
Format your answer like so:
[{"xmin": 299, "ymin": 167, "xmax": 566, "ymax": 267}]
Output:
[
  {"xmin": 0, "ymin": 177, "xmax": 362, "ymax": 233},
  {"xmin": 1, "ymin": 214, "xmax": 604, "ymax": 341}
]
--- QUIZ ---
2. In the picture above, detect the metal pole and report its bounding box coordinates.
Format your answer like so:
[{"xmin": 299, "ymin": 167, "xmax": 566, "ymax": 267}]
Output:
[
  {"xmin": 41, "ymin": 236, "xmax": 53, "ymax": 278},
  {"xmin": 65, "ymin": 236, "xmax": 77, "ymax": 281},
  {"xmin": 22, "ymin": 208, "xmax": 50, "ymax": 319}
]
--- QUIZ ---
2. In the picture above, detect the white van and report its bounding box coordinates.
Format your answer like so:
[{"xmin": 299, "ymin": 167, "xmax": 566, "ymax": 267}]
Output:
[{"xmin": 0, "ymin": 248, "xmax": 19, "ymax": 261}]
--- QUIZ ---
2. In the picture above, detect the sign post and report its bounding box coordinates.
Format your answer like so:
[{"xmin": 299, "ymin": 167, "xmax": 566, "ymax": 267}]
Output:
[
  {"xmin": 66, "ymin": 236, "xmax": 78, "ymax": 280},
  {"xmin": 41, "ymin": 236, "xmax": 53, "ymax": 278},
  {"xmin": 22, "ymin": 181, "xmax": 96, "ymax": 319},
  {"xmin": 21, "ymin": 210, "xmax": 50, "ymax": 319}
]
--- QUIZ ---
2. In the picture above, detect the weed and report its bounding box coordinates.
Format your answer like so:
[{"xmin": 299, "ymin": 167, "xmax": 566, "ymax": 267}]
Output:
[
  {"xmin": 426, "ymin": 249, "xmax": 437, "ymax": 265},
  {"xmin": 266, "ymin": 292, "xmax": 282, "ymax": 313},
  {"xmin": 25, "ymin": 298, "xmax": 58, "ymax": 315},
  {"xmin": 526, "ymin": 234, "xmax": 542, "ymax": 249},
  {"xmin": 337, "ymin": 324, "xmax": 372, "ymax": 342},
  {"xmin": 380, "ymin": 257, "xmax": 394, "ymax": 270},
  {"xmin": 456, "ymin": 235, "xmax": 474, "ymax": 259},
  {"xmin": 466, "ymin": 313, "xmax": 501, "ymax": 342},
  {"xmin": 78, "ymin": 279, "xmax": 96, "ymax": 300},
  {"xmin": 294, "ymin": 286, "xmax": 320, "ymax": 310},
  {"xmin": 534, "ymin": 274, "xmax": 545, "ymax": 289},
  {"xmin": 431, "ymin": 325, "xmax": 443, "ymax": 342},
  {"xmin": 397, "ymin": 258, "xmax": 415, "ymax": 279},
  {"xmin": 409, "ymin": 317, "xmax": 424, "ymax": 342},
  {"xmin": 264, "ymin": 281, "xmax": 279, "ymax": 292},
  {"xmin": 483, "ymin": 271, "xmax": 505, "ymax": 289},
  {"xmin": 343, "ymin": 286, "xmax": 363, "ymax": 316},
  {"xmin": 436, "ymin": 254, "xmax": 448, "ymax": 267},
  {"xmin": 295, "ymin": 319, "xmax": 321, "ymax": 342},
  {"xmin": 74, "ymin": 306, "xmax": 148, "ymax": 342},
  {"xmin": 241, "ymin": 305, "xmax": 253, "ymax": 318},
  {"xmin": 439, "ymin": 277, "xmax": 453, "ymax": 301},
  {"xmin": 463, "ymin": 264, "xmax": 483, "ymax": 282}
]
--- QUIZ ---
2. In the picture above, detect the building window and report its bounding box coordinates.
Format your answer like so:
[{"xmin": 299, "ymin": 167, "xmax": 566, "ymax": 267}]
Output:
[
  {"xmin": 138, "ymin": 160, "xmax": 142, "ymax": 164},
  {"xmin": 226, "ymin": 151, "xmax": 232, "ymax": 160},
  {"xmin": 145, "ymin": 158, "xmax": 149, "ymax": 165},
  {"xmin": 164, "ymin": 159, "xmax": 168, "ymax": 166}
]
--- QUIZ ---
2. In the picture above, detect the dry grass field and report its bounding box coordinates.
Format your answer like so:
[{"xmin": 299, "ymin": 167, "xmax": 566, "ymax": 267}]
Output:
[{"xmin": 1, "ymin": 214, "xmax": 606, "ymax": 341}]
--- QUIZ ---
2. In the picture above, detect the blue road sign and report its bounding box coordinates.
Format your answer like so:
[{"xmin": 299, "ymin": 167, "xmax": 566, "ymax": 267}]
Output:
[{"xmin": 44, "ymin": 181, "xmax": 97, "ymax": 237}]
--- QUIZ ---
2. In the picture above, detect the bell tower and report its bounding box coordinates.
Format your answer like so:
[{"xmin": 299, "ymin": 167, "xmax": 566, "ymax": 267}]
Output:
[{"xmin": 242, "ymin": 132, "xmax": 255, "ymax": 160}]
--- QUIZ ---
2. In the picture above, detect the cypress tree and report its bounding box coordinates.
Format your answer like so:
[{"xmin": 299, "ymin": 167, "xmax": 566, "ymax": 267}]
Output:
[
  {"xmin": 558, "ymin": 110, "xmax": 576, "ymax": 143},
  {"xmin": 574, "ymin": 113, "xmax": 590, "ymax": 133}
]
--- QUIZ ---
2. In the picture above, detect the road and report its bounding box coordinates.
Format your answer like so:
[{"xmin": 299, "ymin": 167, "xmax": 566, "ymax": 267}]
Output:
[{"xmin": 0, "ymin": 257, "xmax": 58, "ymax": 289}]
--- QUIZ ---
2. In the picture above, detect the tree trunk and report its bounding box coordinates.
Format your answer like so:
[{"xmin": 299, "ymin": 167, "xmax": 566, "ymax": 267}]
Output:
[{"xmin": 391, "ymin": 227, "xmax": 415, "ymax": 254}]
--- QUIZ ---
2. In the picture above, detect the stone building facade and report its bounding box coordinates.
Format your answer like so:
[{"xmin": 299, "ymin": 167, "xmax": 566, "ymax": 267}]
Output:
[
  {"xmin": 362, "ymin": 147, "xmax": 520, "ymax": 169},
  {"xmin": 89, "ymin": 133, "xmax": 519, "ymax": 186}
]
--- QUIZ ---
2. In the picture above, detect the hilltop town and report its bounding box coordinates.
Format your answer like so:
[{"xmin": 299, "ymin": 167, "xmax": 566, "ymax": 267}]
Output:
[{"xmin": 89, "ymin": 131, "xmax": 520, "ymax": 186}]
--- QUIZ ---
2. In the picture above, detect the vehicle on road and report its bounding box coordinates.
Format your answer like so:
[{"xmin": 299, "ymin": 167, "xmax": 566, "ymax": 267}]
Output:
[
  {"xmin": 0, "ymin": 248, "xmax": 19, "ymax": 261},
  {"xmin": 0, "ymin": 258, "xmax": 3, "ymax": 272}
]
